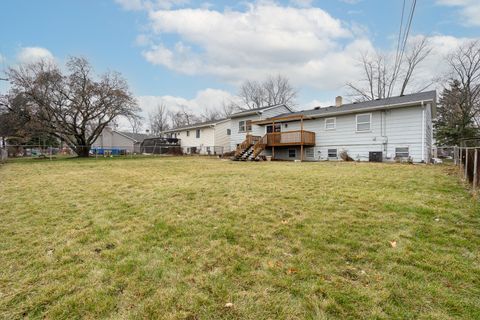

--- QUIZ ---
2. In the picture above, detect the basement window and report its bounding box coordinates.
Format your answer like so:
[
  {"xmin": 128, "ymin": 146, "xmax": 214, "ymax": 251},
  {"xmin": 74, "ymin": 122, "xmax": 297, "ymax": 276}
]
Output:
[
  {"xmin": 328, "ymin": 148, "xmax": 337, "ymax": 159},
  {"xmin": 356, "ymin": 113, "xmax": 371, "ymax": 132},
  {"xmin": 395, "ymin": 147, "xmax": 409, "ymax": 158},
  {"xmin": 289, "ymin": 149, "xmax": 296, "ymax": 158}
]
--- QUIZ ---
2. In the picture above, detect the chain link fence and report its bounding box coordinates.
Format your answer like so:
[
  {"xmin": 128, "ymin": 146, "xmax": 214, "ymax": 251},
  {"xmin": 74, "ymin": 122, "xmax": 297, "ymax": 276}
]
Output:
[{"xmin": 0, "ymin": 144, "xmax": 229, "ymax": 161}]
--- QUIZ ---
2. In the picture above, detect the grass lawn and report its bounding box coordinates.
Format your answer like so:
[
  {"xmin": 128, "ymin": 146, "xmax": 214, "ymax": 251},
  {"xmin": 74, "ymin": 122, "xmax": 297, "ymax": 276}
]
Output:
[{"xmin": 0, "ymin": 157, "xmax": 479, "ymax": 319}]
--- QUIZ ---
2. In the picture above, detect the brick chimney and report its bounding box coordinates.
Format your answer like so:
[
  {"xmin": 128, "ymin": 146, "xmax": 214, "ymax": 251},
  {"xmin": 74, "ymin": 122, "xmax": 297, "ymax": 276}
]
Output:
[{"xmin": 335, "ymin": 96, "xmax": 343, "ymax": 107}]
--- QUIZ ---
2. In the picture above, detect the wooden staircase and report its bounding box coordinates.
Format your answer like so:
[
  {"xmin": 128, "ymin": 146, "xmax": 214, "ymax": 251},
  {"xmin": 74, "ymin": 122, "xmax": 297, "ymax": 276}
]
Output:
[{"xmin": 233, "ymin": 135, "xmax": 267, "ymax": 161}]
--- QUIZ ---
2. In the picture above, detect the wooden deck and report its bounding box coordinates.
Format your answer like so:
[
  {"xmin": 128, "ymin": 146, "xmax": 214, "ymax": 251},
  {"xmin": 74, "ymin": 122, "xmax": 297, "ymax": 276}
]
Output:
[{"xmin": 265, "ymin": 130, "xmax": 315, "ymax": 147}]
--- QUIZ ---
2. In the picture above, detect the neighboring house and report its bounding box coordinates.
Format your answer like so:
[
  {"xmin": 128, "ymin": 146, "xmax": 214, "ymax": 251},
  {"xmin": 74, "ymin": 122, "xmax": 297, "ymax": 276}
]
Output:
[
  {"xmin": 162, "ymin": 118, "xmax": 231, "ymax": 155},
  {"xmin": 236, "ymin": 91, "xmax": 436, "ymax": 163},
  {"xmin": 228, "ymin": 104, "xmax": 294, "ymax": 151},
  {"xmin": 162, "ymin": 104, "xmax": 293, "ymax": 155},
  {"xmin": 92, "ymin": 127, "xmax": 150, "ymax": 153}
]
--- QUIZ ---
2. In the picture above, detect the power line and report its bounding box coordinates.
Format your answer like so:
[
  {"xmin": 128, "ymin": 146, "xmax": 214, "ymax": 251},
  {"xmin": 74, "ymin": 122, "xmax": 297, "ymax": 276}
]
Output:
[
  {"xmin": 393, "ymin": 0, "xmax": 406, "ymax": 76},
  {"xmin": 389, "ymin": 0, "xmax": 417, "ymax": 97}
]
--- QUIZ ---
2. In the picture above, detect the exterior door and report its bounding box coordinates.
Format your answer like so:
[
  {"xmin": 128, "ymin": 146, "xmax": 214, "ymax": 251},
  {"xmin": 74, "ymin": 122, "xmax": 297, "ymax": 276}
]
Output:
[{"xmin": 266, "ymin": 124, "xmax": 281, "ymax": 133}]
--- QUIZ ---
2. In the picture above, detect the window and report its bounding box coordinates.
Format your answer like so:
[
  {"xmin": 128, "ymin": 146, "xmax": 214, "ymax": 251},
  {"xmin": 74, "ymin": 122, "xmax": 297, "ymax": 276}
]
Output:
[
  {"xmin": 306, "ymin": 148, "xmax": 314, "ymax": 158},
  {"xmin": 395, "ymin": 147, "xmax": 409, "ymax": 158},
  {"xmin": 239, "ymin": 121, "xmax": 246, "ymax": 132},
  {"xmin": 288, "ymin": 149, "xmax": 296, "ymax": 158},
  {"xmin": 356, "ymin": 113, "xmax": 371, "ymax": 132},
  {"xmin": 328, "ymin": 148, "xmax": 337, "ymax": 158},
  {"xmin": 196, "ymin": 129, "xmax": 200, "ymax": 138},
  {"xmin": 227, "ymin": 129, "xmax": 231, "ymax": 135},
  {"xmin": 246, "ymin": 120, "xmax": 252, "ymax": 132},
  {"xmin": 239, "ymin": 120, "xmax": 252, "ymax": 132},
  {"xmin": 325, "ymin": 117, "xmax": 336, "ymax": 130},
  {"xmin": 186, "ymin": 131, "xmax": 190, "ymax": 137}
]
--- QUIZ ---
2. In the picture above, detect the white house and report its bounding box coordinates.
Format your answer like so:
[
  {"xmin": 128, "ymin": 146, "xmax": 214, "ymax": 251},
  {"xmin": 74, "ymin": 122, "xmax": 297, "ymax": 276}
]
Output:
[
  {"xmin": 235, "ymin": 91, "xmax": 436, "ymax": 163},
  {"xmin": 92, "ymin": 127, "xmax": 150, "ymax": 153},
  {"xmin": 228, "ymin": 104, "xmax": 294, "ymax": 151},
  {"xmin": 163, "ymin": 118, "xmax": 231, "ymax": 155},
  {"xmin": 161, "ymin": 91, "xmax": 436, "ymax": 162}
]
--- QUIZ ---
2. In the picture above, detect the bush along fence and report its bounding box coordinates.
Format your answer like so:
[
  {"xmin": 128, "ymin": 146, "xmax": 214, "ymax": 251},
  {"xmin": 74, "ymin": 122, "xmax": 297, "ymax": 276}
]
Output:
[{"xmin": 454, "ymin": 146, "xmax": 480, "ymax": 191}]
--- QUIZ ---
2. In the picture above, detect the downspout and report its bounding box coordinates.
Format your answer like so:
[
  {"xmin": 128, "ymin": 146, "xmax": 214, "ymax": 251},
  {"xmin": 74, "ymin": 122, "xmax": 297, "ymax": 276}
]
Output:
[{"xmin": 421, "ymin": 101, "xmax": 425, "ymax": 163}]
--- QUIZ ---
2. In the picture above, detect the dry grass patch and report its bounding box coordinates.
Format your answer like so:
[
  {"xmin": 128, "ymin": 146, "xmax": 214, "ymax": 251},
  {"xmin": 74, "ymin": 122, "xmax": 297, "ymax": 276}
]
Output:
[{"xmin": 0, "ymin": 157, "xmax": 479, "ymax": 319}]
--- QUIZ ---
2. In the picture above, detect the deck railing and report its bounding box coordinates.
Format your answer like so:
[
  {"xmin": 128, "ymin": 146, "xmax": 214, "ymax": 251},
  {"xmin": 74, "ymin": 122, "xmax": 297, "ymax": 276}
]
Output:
[
  {"xmin": 266, "ymin": 130, "xmax": 315, "ymax": 147},
  {"xmin": 234, "ymin": 134, "xmax": 262, "ymax": 157}
]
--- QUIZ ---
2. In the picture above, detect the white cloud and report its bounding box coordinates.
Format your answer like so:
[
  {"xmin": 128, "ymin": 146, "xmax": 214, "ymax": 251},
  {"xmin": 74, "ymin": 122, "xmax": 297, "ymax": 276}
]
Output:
[
  {"xmin": 436, "ymin": 0, "xmax": 480, "ymax": 26},
  {"xmin": 17, "ymin": 47, "xmax": 54, "ymax": 64},
  {"xmin": 136, "ymin": 88, "xmax": 236, "ymax": 117},
  {"xmin": 141, "ymin": 3, "xmax": 373, "ymax": 90}
]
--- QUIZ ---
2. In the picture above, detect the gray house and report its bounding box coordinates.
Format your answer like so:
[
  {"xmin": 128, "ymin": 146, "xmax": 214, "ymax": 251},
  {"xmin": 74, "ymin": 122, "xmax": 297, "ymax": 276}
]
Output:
[
  {"xmin": 234, "ymin": 91, "xmax": 436, "ymax": 163},
  {"xmin": 92, "ymin": 127, "xmax": 150, "ymax": 153}
]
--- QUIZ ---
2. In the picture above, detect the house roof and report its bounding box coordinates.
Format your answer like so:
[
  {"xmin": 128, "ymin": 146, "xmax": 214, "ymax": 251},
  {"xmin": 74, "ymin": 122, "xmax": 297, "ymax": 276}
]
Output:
[
  {"xmin": 229, "ymin": 104, "xmax": 293, "ymax": 118},
  {"xmin": 265, "ymin": 91, "xmax": 437, "ymax": 122},
  {"xmin": 116, "ymin": 131, "xmax": 151, "ymax": 142},
  {"xmin": 162, "ymin": 118, "xmax": 229, "ymax": 133}
]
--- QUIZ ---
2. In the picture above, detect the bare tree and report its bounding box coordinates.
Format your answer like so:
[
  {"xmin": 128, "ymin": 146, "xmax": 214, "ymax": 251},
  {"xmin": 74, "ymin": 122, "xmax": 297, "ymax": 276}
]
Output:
[
  {"xmin": 446, "ymin": 40, "xmax": 480, "ymax": 127},
  {"xmin": 236, "ymin": 75, "xmax": 297, "ymax": 110},
  {"xmin": 263, "ymin": 75, "xmax": 297, "ymax": 106},
  {"xmin": 220, "ymin": 101, "xmax": 237, "ymax": 117},
  {"xmin": 5, "ymin": 57, "xmax": 139, "ymax": 157},
  {"xmin": 238, "ymin": 80, "xmax": 265, "ymax": 110},
  {"xmin": 168, "ymin": 105, "xmax": 200, "ymax": 128},
  {"xmin": 149, "ymin": 103, "xmax": 169, "ymax": 135},
  {"xmin": 347, "ymin": 37, "xmax": 432, "ymax": 101},
  {"xmin": 128, "ymin": 116, "xmax": 144, "ymax": 133},
  {"xmin": 201, "ymin": 107, "xmax": 222, "ymax": 122}
]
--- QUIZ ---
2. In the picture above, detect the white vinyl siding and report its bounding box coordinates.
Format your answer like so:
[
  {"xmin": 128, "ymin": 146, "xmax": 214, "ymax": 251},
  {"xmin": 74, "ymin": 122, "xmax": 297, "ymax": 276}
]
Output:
[
  {"xmin": 214, "ymin": 120, "xmax": 232, "ymax": 153},
  {"xmin": 267, "ymin": 105, "xmax": 427, "ymax": 162}
]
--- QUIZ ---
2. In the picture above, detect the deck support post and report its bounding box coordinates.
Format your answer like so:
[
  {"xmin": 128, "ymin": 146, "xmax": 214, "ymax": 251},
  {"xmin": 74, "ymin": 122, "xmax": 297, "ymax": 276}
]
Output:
[
  {"xmin": 272, "ymin": 120, "xmax": 275, "ymax": 160},
  {"xmin": 300, "ymin": 116, "xmax": 304, "ymax": 162}
]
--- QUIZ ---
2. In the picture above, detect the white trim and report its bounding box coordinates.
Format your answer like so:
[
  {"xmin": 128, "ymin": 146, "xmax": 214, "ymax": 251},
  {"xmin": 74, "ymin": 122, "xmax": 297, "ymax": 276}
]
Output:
[
  {"xmin": 324, "ymin": 117, "xmax": 336, "ymax": 130},
  {"xmin": 355, "ymin": 113, "xmax": 372, "ymax": 132}
]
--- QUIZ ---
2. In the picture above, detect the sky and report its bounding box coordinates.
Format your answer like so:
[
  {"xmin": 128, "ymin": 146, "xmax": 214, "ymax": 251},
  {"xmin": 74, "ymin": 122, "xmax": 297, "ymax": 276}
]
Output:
[{"xmin": 1, "ymin": 0, "xmax": 479, "ymax": 130}]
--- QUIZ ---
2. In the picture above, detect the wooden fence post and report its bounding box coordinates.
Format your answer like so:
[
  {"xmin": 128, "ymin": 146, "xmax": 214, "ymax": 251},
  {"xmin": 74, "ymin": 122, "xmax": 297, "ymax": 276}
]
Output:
[
  {"xmin": 465, "ymin": 149, "xmax": 469, "ymax": 180},
  {"xmin": 473, "ymin": 149, "xmax": 478, "ymax": 191}
]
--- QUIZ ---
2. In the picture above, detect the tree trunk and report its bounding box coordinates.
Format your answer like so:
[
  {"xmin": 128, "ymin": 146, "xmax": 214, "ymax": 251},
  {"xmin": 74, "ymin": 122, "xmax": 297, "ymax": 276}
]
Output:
[{"xmin": 76, "ymin": 145, "xmax": 91, "ymax": 157}]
